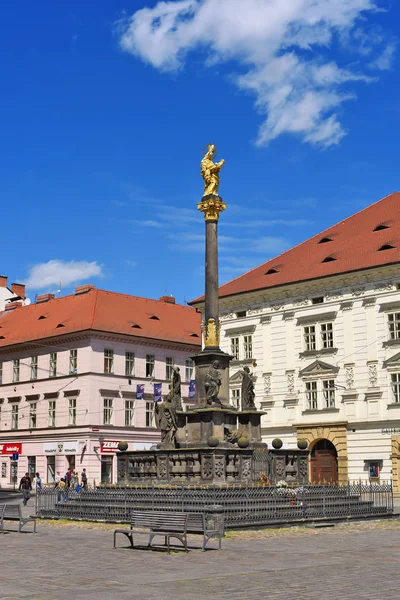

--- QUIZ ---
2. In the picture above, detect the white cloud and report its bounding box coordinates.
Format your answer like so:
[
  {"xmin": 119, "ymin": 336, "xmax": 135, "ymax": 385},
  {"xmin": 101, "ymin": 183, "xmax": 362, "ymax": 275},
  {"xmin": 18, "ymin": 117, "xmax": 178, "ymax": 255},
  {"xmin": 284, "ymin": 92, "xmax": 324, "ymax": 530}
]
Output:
[
  {"xmin": 369, "ymin": 41, "xmax": 397, "ymax": 70},
  {"xmin": 117, "ymin": 0, "xmax": 388, "ymax": 147},
  {"xmin": 25, "ymin": 260, "xmax": 104, "ymax": 290}
]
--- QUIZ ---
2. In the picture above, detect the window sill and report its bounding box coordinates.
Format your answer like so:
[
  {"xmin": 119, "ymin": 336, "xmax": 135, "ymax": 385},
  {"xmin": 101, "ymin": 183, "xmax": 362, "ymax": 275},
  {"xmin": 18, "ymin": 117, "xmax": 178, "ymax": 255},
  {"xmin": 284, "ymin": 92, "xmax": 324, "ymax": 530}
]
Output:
[
  {"xmin": 299, "ymin": 348, "xmax": 338, "ymax": 358},
  {"xmin": 302, "ymin": 408, "xmax": 340, "ymax": 415},
  {"xmin": 387, "ymin": 403, "xmax": 400, "ymax": 409}
]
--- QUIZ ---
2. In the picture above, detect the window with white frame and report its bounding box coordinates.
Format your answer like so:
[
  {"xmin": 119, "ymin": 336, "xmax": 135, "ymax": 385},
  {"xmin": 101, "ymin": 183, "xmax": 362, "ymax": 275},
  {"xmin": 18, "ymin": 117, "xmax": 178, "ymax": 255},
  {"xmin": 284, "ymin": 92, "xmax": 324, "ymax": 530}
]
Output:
[
  {"xmin": 125, "ymin": 352, "xmax": 135, "ymax": 377},
  {"xmin": 145, "ymin": 401, "xmax": 154, "ymax": 427},
  {"xmin": 104, "ymin": 349, "xmax": 114, "ymax": 374},
  {"xmin": 243, "ymin": 335, "xmax": 253, "ymax": 360},
  {"xmin": 12, "ymin": 359, "xmax": 20, "ymax": 383},
  {"xmin": 11, "ymin": 404, "xmax": 19, "ymax": 430},
  {"xmin": 306, "ymin": 380, "xmax": 336, "ymax": 410},
  {"xmin": 49, "ymin": 353, "xmax": 57, "ymax": 378},
  {"xmin": 388, "ymin": 313, "xmax": 400, "ymax": 340},
  {"xmin": 125, "ymin": 400, "xmax": 135, "ymax": 426},
  {"xmin": 391, "ymin": 373, "xmax": 400, "ymax": 403},
  {"xmin": 166, "ymin": 357, "xmax": 174, "ymax": 380},
  {"xmin": 230, "ymin": 337, "xmax": 240, "ymax": 360},
  {"xmin": 30, "ymin": 356, "xmax": 38, "ymax": 380},
  {"xmin": 185, "ymin": 359, "xmax": 194, "ymax": 381},
  {"xmin": 69, "ymin": 349, "xmax": 78, "ymax": 374},
  {"xmin": 303, "ymin": 323, "xmax": 334, "ymax": 352},
  {"xmin": 48, "ymin": 401, "xmax": 56, "ymax": 427},
  {"xmin": 231, "ymin": 388, "xmax": 241, "ymax": 409},
  {"xmin": 29, "ymin": 402, "xmax": 37, "ymax": 429},
  {"xmin": 103, "ymin": 398, "xmax": 113, "ymax": 425},
  {"xmin": 146, "ymin": 355, "xmax": 155, "ymax": 378},
  {"xmin": 69, "ymin": 398, "xmax": 77, "ymax": 426}
]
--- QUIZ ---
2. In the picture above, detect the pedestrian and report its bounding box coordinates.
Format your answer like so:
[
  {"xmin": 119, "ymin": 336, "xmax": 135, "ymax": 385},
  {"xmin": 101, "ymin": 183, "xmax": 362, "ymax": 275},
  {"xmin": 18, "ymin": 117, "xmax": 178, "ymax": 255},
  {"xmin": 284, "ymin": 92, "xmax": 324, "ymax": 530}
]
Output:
[
  {"xmin": 55, "ymin": 471, "xmax": 61, "ymax": 487},
  {"xmin": 65, "ymin": 468, "xmax": 72, "ymax": 488},
  {"xmin": 72, "ymin": 471, "xmax": 79, "ymax": 487},
  {"xmin": 81, "ymin": 468, "xmax": 87, "ymax": 488},
  {"xmin": 35, "ymin": 472, "xmax": 42, "ymax": 489},
  {"xmin": 19, "ymin": 472, "xmax": 32, "ymax": 506}
]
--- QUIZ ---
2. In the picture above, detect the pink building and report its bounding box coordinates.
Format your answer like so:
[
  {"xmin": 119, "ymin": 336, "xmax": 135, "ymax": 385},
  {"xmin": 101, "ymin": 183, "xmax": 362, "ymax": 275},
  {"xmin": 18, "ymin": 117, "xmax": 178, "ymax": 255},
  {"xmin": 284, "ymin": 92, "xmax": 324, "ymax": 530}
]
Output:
[{"xmin": 0, "ymin": 285, "xmax": 201, "ymax": 487}]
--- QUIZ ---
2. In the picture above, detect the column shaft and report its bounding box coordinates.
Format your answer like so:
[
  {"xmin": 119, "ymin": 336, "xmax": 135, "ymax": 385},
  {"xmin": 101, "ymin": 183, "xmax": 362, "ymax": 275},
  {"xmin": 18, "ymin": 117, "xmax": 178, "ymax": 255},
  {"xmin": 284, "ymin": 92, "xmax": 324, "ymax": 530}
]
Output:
[{"xmin": 205, "ymin": 220, "xmax": 219, "ymax": 324}]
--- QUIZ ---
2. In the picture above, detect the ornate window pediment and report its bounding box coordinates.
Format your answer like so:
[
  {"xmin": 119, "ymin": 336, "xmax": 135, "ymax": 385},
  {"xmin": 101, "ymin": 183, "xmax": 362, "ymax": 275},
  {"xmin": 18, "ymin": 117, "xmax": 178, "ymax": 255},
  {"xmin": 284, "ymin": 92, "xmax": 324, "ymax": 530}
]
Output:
[
  {"xmin": 299, "ymin": 359, "xmax": 339, "ymax": 378},
  {"xmin": 383, "ymin": 352, "xmax": 400, "ymax": 369}
]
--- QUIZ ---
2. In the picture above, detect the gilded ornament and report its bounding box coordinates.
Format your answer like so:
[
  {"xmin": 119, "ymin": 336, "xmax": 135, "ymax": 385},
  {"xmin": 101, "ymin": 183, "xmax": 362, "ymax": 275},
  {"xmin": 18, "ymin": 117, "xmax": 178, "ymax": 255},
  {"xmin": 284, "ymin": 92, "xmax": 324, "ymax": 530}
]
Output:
[
  {"xmin": 200, "ymin": 143, "xmax": 225, "ymax": 196},
  {"xmin": 204, "ymin": 317, "xmax": 220, "ymax": 347}
]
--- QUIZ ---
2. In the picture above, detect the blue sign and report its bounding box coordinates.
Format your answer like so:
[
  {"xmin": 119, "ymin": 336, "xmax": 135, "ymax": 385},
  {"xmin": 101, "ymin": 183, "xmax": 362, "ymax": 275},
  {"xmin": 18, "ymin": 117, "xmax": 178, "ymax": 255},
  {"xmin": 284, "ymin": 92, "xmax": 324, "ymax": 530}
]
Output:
[
  {"xmin": 154, "ymin": 383, "xmax": 162, "ymax": 402},
  {"xmin": 136, "ymin": 383, "xmax": 144, "ymax": 399},
  {"xmin": 189, "ymin": 379, "xmax": 196, "ymax": 398},
  {"xmin": 11, "ymin": 453, "xmax": 19, "ymax": 461}
]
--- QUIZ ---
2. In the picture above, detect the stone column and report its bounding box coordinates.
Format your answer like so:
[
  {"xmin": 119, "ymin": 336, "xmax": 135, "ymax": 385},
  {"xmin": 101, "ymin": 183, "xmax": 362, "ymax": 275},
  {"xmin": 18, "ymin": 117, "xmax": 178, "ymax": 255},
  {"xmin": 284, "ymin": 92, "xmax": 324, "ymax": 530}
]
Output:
[{"xmin": 205, "ymin": 218, "xmax": 219, "ymax": 336}]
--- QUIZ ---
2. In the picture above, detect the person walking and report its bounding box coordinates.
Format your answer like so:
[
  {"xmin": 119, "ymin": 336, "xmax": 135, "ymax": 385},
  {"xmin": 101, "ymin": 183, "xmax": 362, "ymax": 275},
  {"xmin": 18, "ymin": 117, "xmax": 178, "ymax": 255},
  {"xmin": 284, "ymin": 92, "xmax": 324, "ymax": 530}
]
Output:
[
  {"xmin": 55, "ymin": 471, "xmax": 61, "ymax": 487},
  {"xmin": 35, "ymin": 472, "xmax": 42, "ymax": 489},
  {"xmin": 65, "ymin": 468, "xmax": 72, "ymax": 488},
  {"xmin": 81, "ymin": 468, "xmax": 87, "ymax": 488},
  {"xmin": 19, "ymin": 472, "xmax": 32, "ymax": 506}
]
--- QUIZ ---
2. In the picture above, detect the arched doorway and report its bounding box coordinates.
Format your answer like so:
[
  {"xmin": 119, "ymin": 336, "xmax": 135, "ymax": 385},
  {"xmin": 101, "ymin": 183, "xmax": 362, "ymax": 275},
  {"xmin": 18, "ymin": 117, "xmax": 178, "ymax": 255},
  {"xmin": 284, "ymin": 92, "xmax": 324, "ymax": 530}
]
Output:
[{"xmin": 310, "ymin": 439, "xmax": 338, "ymax": 483}]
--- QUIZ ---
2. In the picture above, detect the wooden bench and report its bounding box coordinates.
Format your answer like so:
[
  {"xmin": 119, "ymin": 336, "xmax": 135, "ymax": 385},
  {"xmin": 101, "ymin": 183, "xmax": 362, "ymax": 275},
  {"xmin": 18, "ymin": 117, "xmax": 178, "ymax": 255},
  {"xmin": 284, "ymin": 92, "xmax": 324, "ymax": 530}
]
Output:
[
  {"xmin": 114, "ymin": 510, "xmax": 224, "ymax": 552},
  {"xmin": 0, "ymin": 504, "xmax": 37, "ymax": 533},
  {"xmin": 114, "ymin": 510, "xmax": 189, "ymax": 553}
]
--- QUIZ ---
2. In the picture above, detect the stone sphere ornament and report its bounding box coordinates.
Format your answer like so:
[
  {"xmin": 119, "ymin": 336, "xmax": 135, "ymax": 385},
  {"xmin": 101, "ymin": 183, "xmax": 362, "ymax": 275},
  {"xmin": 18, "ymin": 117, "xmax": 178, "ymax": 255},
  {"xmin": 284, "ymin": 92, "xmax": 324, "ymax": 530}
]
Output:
[
  {"xmin": 117, "ymin": 440, "xmax": 129, "ymax": 452},
  {"xmin": 237, "ymin": 437, "xmax": 250, "ymax": 448},
  {"xmin": 207, "ymin": 436, "xmax": 219, "ymax": 448},
  {"xmin": 272, "ymin": 438, "xmax": 283, "ymax": 450},
  {"xmin": 297, "ymin": 439, "xmax": 308, "ymax": 450}
]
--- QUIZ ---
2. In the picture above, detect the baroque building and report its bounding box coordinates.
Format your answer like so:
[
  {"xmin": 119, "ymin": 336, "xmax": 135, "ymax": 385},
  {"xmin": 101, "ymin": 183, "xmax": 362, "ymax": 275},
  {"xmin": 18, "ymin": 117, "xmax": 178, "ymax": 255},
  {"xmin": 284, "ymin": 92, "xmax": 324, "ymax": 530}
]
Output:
[
  {"xmin": 0, "ymin": 285, "xmax": 200, "ymax": 487},
  {"xmin": 191, "ymin": 191, "xmax": 400, "ymax": 491}
]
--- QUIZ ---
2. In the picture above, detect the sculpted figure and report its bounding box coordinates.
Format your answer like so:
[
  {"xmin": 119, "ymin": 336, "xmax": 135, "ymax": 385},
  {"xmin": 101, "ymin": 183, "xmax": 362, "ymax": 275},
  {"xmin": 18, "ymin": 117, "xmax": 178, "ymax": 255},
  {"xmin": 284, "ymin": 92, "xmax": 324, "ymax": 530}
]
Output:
[
  {"xmin": 171, "ymin": 365, "xmax": 182, "ymax": 410},
  {"xmin": 241, "ymin": 366, "xmax": 256, "ymax": 410},
  {"xmin": 200, "ymin": 144, "xmax": 225, "ymax": 196},
  {"xmin": 154, "ymin": 395, "xmax": 178, "ymax": 448},
  {"xmin": 204, "ymin": 360, "xmax": 222, "ymax": 405}
]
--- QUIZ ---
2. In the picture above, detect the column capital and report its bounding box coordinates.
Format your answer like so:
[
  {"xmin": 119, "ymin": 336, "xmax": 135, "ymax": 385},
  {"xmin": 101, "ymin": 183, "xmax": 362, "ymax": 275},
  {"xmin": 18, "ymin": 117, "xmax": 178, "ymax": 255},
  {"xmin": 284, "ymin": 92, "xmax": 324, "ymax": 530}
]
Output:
[{"xmin": 197, "ymin": 194, "xmax": 226, "ymax": 222}]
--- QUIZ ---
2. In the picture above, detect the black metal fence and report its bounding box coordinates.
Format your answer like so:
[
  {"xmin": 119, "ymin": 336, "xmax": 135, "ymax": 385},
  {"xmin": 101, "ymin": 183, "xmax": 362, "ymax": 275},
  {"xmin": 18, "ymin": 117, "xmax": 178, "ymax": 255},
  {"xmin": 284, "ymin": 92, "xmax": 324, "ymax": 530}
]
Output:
[{"xmin": 36, "ymin": 481, "xmax": 394, "ymax": 528}]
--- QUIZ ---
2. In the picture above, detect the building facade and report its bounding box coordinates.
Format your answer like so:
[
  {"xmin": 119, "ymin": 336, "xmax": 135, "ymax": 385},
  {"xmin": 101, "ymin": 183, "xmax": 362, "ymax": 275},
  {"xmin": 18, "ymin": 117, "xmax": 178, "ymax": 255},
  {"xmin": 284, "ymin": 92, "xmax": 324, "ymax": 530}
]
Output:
[
  {"xmin": 0, "ymin": 285, "xmax": 200, "ymax": 488},
  {"xmin": 192, "ymin": 192, "xmax": 400, "ymax": 492},
  {"xmin": 0, "ymin": 275, "xmax": 25, "ymax": 310}
]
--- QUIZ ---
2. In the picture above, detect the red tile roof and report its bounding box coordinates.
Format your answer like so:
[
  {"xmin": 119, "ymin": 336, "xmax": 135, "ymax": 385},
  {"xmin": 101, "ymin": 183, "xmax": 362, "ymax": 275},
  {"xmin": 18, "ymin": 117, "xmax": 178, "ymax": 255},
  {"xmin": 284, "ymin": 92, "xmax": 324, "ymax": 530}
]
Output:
[
  {"xmin": 0, "ymin": 289, "xmax": 202, "ymax": 348},
  {"xmin": 191, "ymin": 191, "xmax": 400, "ymax": 302}
]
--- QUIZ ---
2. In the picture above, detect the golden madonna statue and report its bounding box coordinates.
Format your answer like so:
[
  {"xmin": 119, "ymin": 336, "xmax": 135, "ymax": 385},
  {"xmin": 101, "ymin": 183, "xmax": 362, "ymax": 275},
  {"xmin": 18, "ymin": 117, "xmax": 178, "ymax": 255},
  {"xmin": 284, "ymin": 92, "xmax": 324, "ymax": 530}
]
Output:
[{"xmin": 200, "ymin": 144, "xmax": 225, "ymax": 196}]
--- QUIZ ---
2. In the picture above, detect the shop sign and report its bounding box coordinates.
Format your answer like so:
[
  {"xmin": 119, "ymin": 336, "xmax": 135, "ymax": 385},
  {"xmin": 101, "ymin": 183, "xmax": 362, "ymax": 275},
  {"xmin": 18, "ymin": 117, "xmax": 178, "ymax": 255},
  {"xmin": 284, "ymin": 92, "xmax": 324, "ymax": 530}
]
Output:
[
  {"xmin": 100, "ymin": 440, "xmax": 121, "ymax": 453},
  {"xmin": 43, "ymin": 441, "xmax": 80, "ymax": 455},
  {"xmin": 0, "ymin": 443, "xmax": 22, "ymax": 455}
]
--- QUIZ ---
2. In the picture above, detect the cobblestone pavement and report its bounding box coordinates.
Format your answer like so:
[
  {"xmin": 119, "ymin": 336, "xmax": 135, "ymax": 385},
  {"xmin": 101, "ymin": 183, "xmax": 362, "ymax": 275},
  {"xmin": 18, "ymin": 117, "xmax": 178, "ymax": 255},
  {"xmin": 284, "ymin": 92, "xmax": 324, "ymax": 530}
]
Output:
[{"xmin": 1, "ymin": 500, "xmax": 400, "ymax": 600}]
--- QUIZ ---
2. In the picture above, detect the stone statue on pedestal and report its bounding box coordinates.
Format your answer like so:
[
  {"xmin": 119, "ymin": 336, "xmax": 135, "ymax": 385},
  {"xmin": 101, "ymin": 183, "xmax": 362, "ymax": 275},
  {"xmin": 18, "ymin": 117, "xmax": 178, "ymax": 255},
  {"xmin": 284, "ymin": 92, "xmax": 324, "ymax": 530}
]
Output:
[
  {"xmin": 154, "ymin": 396, "xmax": 178, "ymax": 448},
  {"xmin": 171, "ymin": 365, "xmax": 182, "ymax": 410},
  {"xmin": 240, "ymin": 366, "xmax": 256, "ymax": 410},
  {"xmin": 205, "ymin": 360, "xmax": 222, "ymax": 405}
]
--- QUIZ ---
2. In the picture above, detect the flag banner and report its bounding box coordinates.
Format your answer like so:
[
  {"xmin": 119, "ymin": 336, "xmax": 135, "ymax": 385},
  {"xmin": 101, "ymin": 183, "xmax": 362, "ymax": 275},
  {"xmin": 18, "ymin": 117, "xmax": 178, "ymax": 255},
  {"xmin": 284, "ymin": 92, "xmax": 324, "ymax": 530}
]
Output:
[
  {"xmin": 154, "ymin": 383, "xmax": 162, "ymax": 402},
  {"xmin": 189, "ymin": 379, "xmax": 196, "ymax": 398},
  {"xmin": 136, "ymin": 384, "xmax": 144, "ymax": 399}
]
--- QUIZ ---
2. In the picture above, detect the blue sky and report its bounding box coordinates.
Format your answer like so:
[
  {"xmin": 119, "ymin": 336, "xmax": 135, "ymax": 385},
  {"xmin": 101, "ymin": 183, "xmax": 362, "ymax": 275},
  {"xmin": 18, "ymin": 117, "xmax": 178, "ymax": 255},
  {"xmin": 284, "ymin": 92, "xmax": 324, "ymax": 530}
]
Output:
[{"xmin": 0, "ymin": 1, "xmax": 399, "ymax": 305}]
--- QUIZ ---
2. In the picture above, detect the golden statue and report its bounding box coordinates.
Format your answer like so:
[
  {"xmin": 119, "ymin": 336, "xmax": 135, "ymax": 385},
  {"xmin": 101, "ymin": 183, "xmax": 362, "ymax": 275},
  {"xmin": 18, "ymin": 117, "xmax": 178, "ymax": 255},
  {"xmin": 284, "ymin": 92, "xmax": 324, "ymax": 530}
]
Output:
[{"xmin": 200, "ymin": 144, "xmax": 225, "ymax": 197}]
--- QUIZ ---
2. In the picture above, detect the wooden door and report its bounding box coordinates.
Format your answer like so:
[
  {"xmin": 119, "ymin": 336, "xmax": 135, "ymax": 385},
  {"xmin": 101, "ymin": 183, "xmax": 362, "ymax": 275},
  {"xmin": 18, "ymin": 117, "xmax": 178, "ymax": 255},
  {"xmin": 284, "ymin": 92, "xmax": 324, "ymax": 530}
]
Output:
[{"xmin": 310, "ymin": 440, "xmax": 338, "ymax": 483}]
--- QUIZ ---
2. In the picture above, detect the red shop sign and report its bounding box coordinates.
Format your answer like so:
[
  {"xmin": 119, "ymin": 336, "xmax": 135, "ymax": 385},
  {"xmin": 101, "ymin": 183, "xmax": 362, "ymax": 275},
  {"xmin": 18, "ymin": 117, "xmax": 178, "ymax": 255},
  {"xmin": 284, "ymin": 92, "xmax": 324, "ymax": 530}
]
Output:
[
  {"xmin": 0, "ymin": 443, "xmax": 22, "ymax": 455},
  {"xmin": 100, "ymin": 440, "xmax": 120, "ymax": 453}
]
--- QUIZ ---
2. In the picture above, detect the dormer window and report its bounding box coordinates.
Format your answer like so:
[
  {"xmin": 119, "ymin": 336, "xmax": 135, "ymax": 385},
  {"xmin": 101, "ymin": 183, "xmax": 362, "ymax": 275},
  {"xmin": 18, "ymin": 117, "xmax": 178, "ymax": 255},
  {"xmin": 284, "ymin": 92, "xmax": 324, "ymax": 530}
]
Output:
[
  {"xmin": 378, "ymin": 244, "xmax": 395, "ymax": 251},
  {"xmin": 149, "ymin": 315, "xmax": 159, "ymax": 321},
  {"xmin": 321, "ymin": 256, "xmax": 337, "ymax": 263},
  {"xmin": 38, "ymin": 315, "xmax": 46, "ymax": 320},
  {"xmin": 374, "ymin": 224, "xmax": 390, "ymax": 232},
  {"xmin": 265, "ymin": 268, "xmax": 279, "ymax": 275},
  {"xmin": 318, "ymin": 237, "xmax": 333, "ymax": 244}
]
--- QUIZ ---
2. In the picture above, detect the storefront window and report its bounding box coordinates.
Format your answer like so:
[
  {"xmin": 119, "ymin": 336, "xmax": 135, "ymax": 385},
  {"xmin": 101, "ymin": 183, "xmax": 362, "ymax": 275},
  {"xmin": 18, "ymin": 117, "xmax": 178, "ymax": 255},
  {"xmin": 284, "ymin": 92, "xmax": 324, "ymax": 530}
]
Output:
[
  {"xmin": 28, "ymin": 456, "xmax": 36, "ymax": 481},
  {"xmin": 67, "ymin": 455, "xmax": 75, "ymax": 471},
  {"xmin": 1, "ymin": 462, "xmax": 6, "ymax": 478},
  {"xmin": 47, "ymin": 456, "xmax": 55, "ymax": 483},
  {"xmin": 101, "ymin": 456, "xmax": 113, "ymax": 483}
]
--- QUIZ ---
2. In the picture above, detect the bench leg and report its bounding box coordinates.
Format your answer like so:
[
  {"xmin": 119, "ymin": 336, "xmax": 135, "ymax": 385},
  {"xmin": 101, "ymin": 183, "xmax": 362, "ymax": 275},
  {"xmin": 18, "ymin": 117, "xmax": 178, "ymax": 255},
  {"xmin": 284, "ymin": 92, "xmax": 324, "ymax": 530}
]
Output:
[{"xmin": 148, "ymin": 531, "xmax": 155, "ymax": 548}]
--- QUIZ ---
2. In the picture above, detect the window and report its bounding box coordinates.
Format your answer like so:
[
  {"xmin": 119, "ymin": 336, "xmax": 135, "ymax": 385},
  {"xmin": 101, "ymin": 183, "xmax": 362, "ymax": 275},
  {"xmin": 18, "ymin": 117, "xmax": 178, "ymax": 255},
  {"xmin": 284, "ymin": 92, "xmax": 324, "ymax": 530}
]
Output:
[
  {"xmin": 125, "ymin": 352, "xmax": 135, "ymax": 377},
  {"xmin": 236, "ymin": 311, "xmax": 246, "ymax": 318},
  {"xmin": 0, "ymin": 361, "xmax": 2, "ymax": 384},
  {"xmin": 69, "ymin": 398, "xmax": 77, "ymax": 426},
  {"xmin": 1, "ymin": 462, "xmax": 6, "ymax": 478},
  {"xmin": 312, "ymin": 296, "xmax": 324, "ymax": 305},
  {"xmin": 185, "ymin": 359, "xmax": 194, "ymax": 381},
  {"xmin": 30, "ymin": 356, "xmax": 38, "ymax": 380},
  {"xmin": 48, "ymin": 401, "xmax": 56, "ymax": 427},
  {"xmin": 12, "ymin": 359, "xmax": 20, "ymax": 383},
  {"xmin": 321, "ymin": 323, "xmax": 334, "ymax": 349},
  {"xmin": 388, "ymin": 313, "xmax": 400, "ymax": 340},
  {"xmin": 125, "ymin": 400, "xmax": 135, "ymax": 426},
  {"xmin": 231, "ymin": 337, "xmax": 240, "ymax": 360},
  {"xmin": 231, "ymin": 388, "xmax": 241, "ymax": 409},
  {"xmin": 104, "ymin": 349, "xmax": 114, "ymax": 374},
  {"xmin": 306, "ymin": 381, "xmax": 318, "ymax": 410},
  {"xmin": 103, "ymin": 398, "xmax": 113, "ymax": 425},
  {"xmin": 243, "ymin": 335, "xmax": 253, "ymax": 360},
  {"xmin": 322, "ymin": 380, "xmax": 336, "ymax": 408},
  {"xmin": 11, "ymin": 404, "xmax": 18, "ymax": 430},
  {"xmin": 69, "ymin": 349, "xmax": 78, "ymax": 374},
  {"xmin": 146, "ymin": 355, "xmax": 155, "ymax": 378},
  {"xmin": 145, "ymin": 401, "xmax": 154, "ymax": 427},
  {"xmin": 49, "ymin": 352, "xmax": 57, "ymax": 378},
  {"xmin": 391, "ymin": 373, "xmax": 400, "ymax": 403},
  {"xmin": 304, "ymin": 326, "xmax": 316, "ymax": 351},
  {"xmin": 166, "ymin": 357, "xmax": 174, "ymax": 380},
  {"xmin": 29, "ymin": 403, "xmax": 37, "ymax": 429}
]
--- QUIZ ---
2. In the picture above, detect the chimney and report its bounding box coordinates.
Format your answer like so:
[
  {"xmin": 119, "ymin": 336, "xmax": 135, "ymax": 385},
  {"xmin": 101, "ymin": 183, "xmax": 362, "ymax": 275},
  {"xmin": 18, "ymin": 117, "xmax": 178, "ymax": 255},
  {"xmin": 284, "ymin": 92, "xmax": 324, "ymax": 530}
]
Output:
[
  {"xmin": 5, "ymin": 301, "xmax": 22, "ymax": 311},
  {"xmin": 36, "ymin": 293, "xmax": 55, "ymax": 304},
  {"xmin": 75, "ymin": 284, "xmax": 95, "ymax": 295},
  {"xmin": 11, "ymin": 283, "xmax": 25, "ymax": 300},
  {"xmin": 0, "ymin": 276, "xmax": 8, "ymax": 289},
  {"xmin": 159, "ymin": 295, "xmax": 176, "ymax": 304}
]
